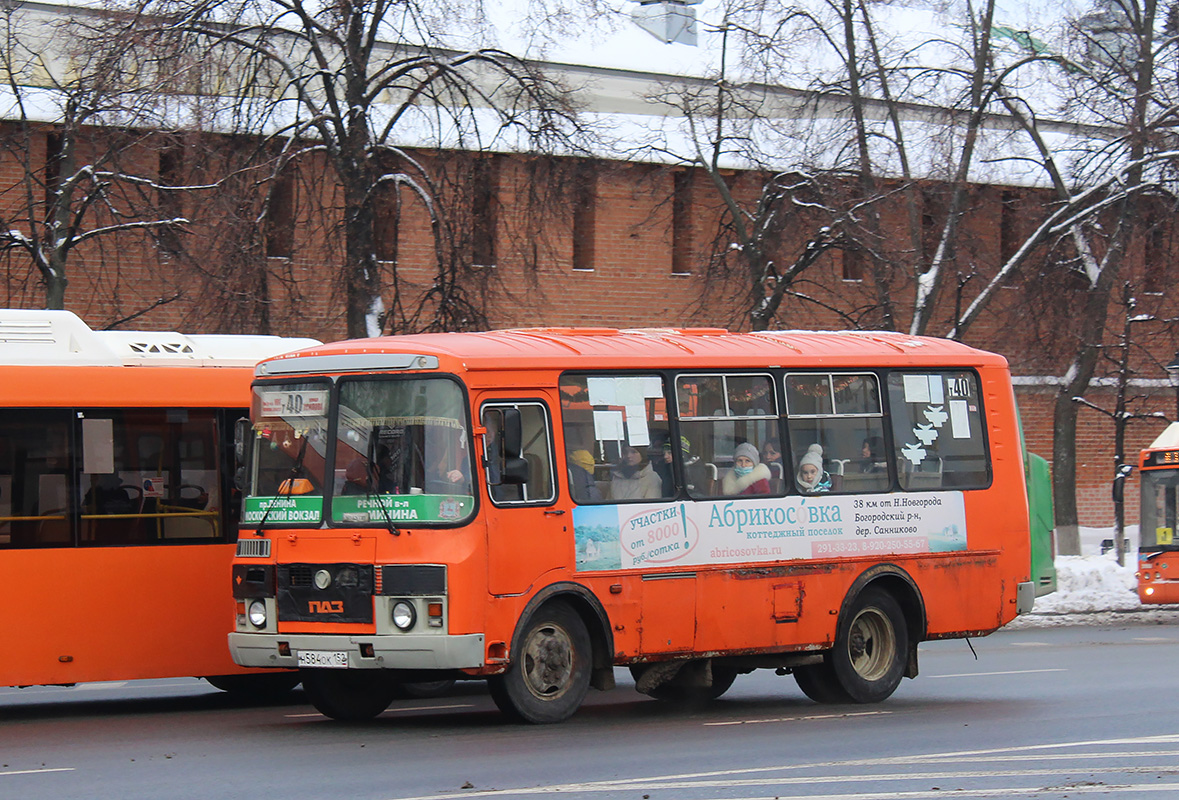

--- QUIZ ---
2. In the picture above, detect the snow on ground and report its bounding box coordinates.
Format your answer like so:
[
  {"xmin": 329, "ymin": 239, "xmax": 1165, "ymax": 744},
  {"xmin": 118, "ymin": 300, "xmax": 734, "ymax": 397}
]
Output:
[{"xmin": 1009, "ymin": 525, "xmax": 1179, "ymax": 628}]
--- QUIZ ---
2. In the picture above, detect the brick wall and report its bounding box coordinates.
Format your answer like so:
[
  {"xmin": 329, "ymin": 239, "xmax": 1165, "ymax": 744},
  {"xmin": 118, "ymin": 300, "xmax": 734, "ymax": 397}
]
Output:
[{"xmin": 2, "ymin": 125, "xmax": 1177, "ymax": 527}]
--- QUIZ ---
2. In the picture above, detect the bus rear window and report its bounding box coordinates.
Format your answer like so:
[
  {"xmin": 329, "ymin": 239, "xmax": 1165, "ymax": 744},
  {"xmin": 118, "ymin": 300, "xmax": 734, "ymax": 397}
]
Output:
[{"xmin": 887, "ymin": 372, "xmax": 990, "ymax": 490}]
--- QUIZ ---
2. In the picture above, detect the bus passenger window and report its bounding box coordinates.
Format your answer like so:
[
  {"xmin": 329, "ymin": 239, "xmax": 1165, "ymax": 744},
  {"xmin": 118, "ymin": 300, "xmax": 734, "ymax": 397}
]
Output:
[
  {"xmin": 785, "ymin": 373, "xmax": 889, "ymax": 494},
  {"xmin": 887, "ymin": 372, "xmax": 990, "ymax": 491},
  {"xmin": 0, "ymin": 410, "xmax": 73, "ymax": 548},
  {"xmin": 482, "ymin": 403, "xmax": 556, "ymax": 506},
  {"xmin": 559, "ymin": 374, "xmax": 671, "ymax": 503},
  {"xmin": 675, "ymin": 373, "xmax": 780, "ymax": 499},
  {"xmin": 81, "ymin": 410, "xmax": 224, "ymax": 544}
]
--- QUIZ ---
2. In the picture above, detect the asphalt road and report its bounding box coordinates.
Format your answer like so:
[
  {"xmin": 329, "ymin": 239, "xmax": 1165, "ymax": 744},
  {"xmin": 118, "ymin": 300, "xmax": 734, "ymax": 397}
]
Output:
[{"xmin": 4, "ymin": 618, "xmax": 1179, "ymax": 800}]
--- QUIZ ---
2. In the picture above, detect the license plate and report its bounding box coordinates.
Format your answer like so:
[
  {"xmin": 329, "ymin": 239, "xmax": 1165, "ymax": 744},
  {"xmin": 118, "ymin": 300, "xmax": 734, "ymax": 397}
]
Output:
[{"xmin": 297, "ymin": 650, "xmax": 349, "ymax": 668}]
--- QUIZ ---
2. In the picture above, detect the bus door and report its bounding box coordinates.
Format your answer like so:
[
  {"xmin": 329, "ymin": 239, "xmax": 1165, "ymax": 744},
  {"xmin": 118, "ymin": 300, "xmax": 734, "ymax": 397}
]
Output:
[{"xmin": 480, "ymin": 400, "xmax": 561, "ymax": 596}]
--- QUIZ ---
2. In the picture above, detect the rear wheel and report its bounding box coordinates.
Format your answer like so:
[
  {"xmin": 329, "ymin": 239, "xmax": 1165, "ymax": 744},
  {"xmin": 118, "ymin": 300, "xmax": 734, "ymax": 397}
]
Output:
[
  {"xmin": 793, "ymin": 662, "xmax": 851, "ymax": 704},
  {"xmin": 488, "ymin": 602, "xmax": 591, "ymax": 724},
  {"xmin": 301, "ymin": 669, "xmax": 398, "ymax": 721},
  {"xmin": 796, "ymin": 587, "xmax": 908, "ymax": 704}
]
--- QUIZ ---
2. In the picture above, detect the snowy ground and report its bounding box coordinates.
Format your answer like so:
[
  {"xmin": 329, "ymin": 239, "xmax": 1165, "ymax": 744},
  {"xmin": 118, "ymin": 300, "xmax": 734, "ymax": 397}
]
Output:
[{"xmin": 1008, "ymin": 525, "xmax": 1179, "ymax": 628}]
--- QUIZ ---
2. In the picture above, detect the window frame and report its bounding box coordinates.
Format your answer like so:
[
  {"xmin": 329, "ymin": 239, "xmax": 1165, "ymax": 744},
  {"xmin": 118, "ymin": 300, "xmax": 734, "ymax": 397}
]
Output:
[{"xmin": 481, "ymin": 400, "xmax": 558, "ymax": 508}]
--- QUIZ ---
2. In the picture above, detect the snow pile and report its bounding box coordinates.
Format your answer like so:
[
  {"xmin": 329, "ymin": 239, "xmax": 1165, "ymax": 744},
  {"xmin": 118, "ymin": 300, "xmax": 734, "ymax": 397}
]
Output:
[
  {"xmin": 1032, "ymin": 554, "xmax": 1139, "ymax": 614},
  {"xmin": 1006, "ymin": 525, "xmax": 1179, "ymax": 627}
]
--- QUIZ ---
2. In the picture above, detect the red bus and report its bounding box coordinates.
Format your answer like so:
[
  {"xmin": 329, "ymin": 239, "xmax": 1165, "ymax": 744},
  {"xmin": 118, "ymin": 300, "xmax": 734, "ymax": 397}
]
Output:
[
  {"xmin": 229, "ymin": 328, "xmax": 1034, "ymax": 722},
  {"xmin": 0, "ymin": 309, "xmax": 317, "ymax": 694},
  {"xmin": 1137, "ymin": 423, "xmax": 1179, "ymax": 603}
]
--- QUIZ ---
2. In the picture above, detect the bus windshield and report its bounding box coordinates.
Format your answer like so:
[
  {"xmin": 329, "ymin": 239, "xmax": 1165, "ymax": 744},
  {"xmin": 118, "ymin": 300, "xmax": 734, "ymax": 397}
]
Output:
[
  {"xmin": 245, "ymin": 381, "xmax": 331, "ymax": 526},
  {"xmin": 330, "ymin": 376, "xmax": 475, "ymax": 526},
  {"xmin": 1141, "ymin": 467, "xmax": 1179, "ymax": 553}
]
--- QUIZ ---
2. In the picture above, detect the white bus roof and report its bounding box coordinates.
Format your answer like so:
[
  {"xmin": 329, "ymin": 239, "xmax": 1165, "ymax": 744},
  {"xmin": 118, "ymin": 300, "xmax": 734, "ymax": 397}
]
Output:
[{"xmin": 0, "ymin": 309, "xmax": 321, "ymax": 367}]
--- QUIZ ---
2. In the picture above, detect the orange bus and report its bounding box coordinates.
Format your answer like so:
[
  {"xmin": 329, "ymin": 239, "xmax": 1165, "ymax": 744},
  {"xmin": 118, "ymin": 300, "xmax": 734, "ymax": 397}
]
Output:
[
  {"xmin": 1137, "ymin": 422, "xmax": 1179, "ymax": 603},
  {"xmin": 0, "ymin": 309, "xmax": 317, "ymax": 694},
  {"xmin": 229, "ymin": 328, "xmax": 1035, "ymax": 722}
]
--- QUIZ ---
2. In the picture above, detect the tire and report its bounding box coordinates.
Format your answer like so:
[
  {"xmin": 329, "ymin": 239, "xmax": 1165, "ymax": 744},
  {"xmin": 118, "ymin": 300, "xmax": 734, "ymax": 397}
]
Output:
[
  {"xmin": 205, "ymin": 672, "xmax": 301, "ymax": 700},
  {"xmin": 487, "ymin": 602, "xmax": 591, "ymax": 724},
  {"xmin": 631, "ymin": 662, "xmax": 738, "ymax": 702},
  {"xmin": 793, "ymin": 662, "xmax": 852, "ymax": 704},
  {"xmin": 391, "ymin": 679, "xmax": 457, "ymax": 699},
  {"xmin": 301, "ymin": 669, "xmax": 399, "ymax": 721},
  {"xmin": 829, "ymin": 587, "xmax": 908, "ymax": 704}
]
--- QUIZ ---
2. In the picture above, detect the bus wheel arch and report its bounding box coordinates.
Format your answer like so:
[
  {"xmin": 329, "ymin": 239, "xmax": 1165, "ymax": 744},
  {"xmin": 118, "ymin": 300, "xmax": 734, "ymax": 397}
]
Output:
[
  {"xmin": 488, "ymin": 597, "xmax": 594, "ymax": 724},
  {"xmin": 841, "ymin": 565, "xmax": 926, "ymax": 680},
  {"xmin": 795, "ymin": 565, "xmax": 924, "ymax": 705},
  {"xmin": 511, "ymin": 582, "xmax": 616, "ymax": 690}
]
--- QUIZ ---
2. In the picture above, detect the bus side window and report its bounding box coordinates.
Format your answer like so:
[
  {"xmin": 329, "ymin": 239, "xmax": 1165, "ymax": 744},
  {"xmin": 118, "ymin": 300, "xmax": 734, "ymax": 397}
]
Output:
[
  {"xmin": 886, "ymin": 372, "xmax": 991, "ymax": 491},
  {"xmin": 0, "ymin": 410, "xmax": 74, "ymax": 548},
  {"xmin": 785, "ymin": 373, "xmax": 889, "ymax": 495},
  {"xmin": 482, "ymin": 402, "xmax": 556, "ymax": 506}
]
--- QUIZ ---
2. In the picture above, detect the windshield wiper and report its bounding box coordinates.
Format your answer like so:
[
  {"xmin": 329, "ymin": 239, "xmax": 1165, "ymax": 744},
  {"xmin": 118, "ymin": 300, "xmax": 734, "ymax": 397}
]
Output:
[{"xmin": 364, "ymin": 430, "xmax": 400, "ymax": 537}]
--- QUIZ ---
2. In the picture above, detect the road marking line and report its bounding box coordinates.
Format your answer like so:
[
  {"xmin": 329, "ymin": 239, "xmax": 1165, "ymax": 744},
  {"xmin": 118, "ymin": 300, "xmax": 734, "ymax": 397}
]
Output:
[
  {"xmin": 382, "ymin": 765, "xmax": 1179, "ymax": 799},
  {"xmin": 706, "ymin": 711, "xmax": 890, "ymax": 726},
  {"xmin": 929, "ymin": 668, "xmax": 1067, "ymax": 678},
  {"xmin": 380, "ymin": 732, "xmax": 1179, "ymax": 800},
  {"xmin": 1, "ymin": 768, "xmax": 75, "ymax": 777}
]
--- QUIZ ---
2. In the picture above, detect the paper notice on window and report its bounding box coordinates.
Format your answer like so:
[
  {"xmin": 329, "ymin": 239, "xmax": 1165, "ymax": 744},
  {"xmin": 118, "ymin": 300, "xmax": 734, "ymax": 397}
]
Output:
[
  {"xmin": 928, "ymin": 375, "xmax": 945, "ymax": 405},
  {"xmin": 642, "ymin": 377, "xmax": 663, "ymax": 398},
  {"xmin": 949, "ymin": 400, "xmax": 972, "ymax": 439},
  {"xmin": 593, "ymin": 410, "xmax": 625, "ymax": 442},
  {"xmin": 615, "ymin": 378, "xmax": 645, "ymax": 407},
  {"xmin": 903, "ymin": 374, "xmax": 931, "ymax": 404},
  {"xmin": 587, "ymin": 377, "xmax": 617, "ymax": 406},
  {"xmin": 626, "ymin": 408, "xmax": 650, "ymax": 447}
]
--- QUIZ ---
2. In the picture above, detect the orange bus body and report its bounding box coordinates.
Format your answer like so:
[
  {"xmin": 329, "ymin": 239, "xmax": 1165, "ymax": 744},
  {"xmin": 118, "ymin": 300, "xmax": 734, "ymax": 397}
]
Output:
[
  {"xmin": 230, "ymin": 329, "xmax": 1034, "ymax": 722},
  {"xmin": 0, "ymin": 312, "xmax": 316, "ymax": 691},
  {"xmin": 1137, "ymin": 424, "xmax": 1179, "ymax": 604}
]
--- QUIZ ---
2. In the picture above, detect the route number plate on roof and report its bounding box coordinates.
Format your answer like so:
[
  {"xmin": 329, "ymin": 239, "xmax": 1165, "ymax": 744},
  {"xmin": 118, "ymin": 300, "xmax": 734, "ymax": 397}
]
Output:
[{"xmin": 259, "ymin": 390, "xmax": 328, "ymax": 417}]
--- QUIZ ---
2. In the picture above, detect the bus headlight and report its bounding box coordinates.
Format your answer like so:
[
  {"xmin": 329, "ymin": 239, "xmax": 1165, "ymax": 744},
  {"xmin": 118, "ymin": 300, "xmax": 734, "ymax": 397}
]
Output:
[
  {"xmin": 248, "ymin": 599, "xmax": 268, "ymax": 629},
  {"xmin": 392, "ymin": 600, "xmax": 416, "ymax": 631}
]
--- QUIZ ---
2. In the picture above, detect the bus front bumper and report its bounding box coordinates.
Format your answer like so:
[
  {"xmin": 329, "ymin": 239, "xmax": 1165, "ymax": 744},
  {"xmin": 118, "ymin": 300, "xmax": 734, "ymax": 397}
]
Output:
[{"xmin": 228, "ymin": 632, "xmax": 486, "ymax": 670}]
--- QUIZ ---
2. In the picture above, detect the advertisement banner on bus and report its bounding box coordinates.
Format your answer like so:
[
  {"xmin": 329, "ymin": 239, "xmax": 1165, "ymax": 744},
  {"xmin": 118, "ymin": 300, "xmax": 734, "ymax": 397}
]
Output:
[{"xmin": 572, "ymin": 491, "xmax": 967, "ymax": 571}]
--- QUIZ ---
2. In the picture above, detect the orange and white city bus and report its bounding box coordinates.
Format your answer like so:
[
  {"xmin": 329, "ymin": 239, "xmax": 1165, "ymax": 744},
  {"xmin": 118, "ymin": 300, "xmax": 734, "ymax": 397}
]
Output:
[
  {"xmin": 0, "ymin": 309, "xmax": 317, "ymax": 694},
  {"xmin": 228, "ymin": 328, "xmax": 1035, "ymax": 723},
  {"xmin": 1137, "ymin": 423, "xmax": 1179, "ymax": 604}
]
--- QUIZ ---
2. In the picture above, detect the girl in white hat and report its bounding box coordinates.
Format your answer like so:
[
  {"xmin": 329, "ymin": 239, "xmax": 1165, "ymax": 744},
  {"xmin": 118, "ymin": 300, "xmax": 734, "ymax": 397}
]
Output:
[{"xmin": 795, "ymin": 443, "xmax": 832, "ymax": 494}]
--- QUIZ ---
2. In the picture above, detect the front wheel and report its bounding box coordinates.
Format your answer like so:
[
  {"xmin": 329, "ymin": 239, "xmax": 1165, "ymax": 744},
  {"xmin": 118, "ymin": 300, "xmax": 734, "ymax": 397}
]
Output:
[
  {"xmin": 301, "ymin": 669, "xmax": 399, "ymax": 721},
  {"xmin": 488, "ymin": 602, "xmax": 591, "ymax": 724}
]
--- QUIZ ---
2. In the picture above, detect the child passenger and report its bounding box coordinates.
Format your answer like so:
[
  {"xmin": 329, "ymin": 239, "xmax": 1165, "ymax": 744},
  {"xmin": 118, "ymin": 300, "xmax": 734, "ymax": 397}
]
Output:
[{"xmin": 796, "ymin": 443, "xmax": 832, "ymax": 494}]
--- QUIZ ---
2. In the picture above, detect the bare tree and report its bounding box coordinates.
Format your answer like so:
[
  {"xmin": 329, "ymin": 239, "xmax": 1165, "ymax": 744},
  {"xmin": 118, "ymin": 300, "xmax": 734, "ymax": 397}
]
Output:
[
  {"xmin": 0, "ymin": 5, "xmax": 198, "ymax": 315},
  {"xmin": 132, "ymin": 0, "xmax": 586, "ymax": 338}
]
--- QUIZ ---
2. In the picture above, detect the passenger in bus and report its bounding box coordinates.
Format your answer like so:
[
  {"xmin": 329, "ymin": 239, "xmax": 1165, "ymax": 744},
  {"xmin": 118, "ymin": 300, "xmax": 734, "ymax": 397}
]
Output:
[
  {"xmin": 721, "ymin": 442, "xmax": 772, "ymax": 496},
  {"xmin": 795, "ymin": 444, "xmax": 832, "ymax": 494},
  {"xmin": 760, "ymin": 438, "xmax": 784, "ymax": 491},
  {"xmin": 858, "ymin": 436, "xmax": 886, "ymax": 473},
  {"xmin": 610, "ymin": 444, "xmax": 661, "ymax": 500},
  {"xmin": 568, "ymin": 449, "xmax": 603, "ymax": 502}
]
